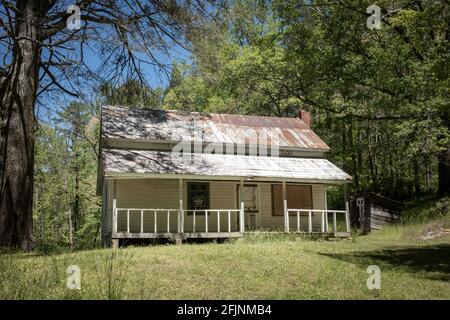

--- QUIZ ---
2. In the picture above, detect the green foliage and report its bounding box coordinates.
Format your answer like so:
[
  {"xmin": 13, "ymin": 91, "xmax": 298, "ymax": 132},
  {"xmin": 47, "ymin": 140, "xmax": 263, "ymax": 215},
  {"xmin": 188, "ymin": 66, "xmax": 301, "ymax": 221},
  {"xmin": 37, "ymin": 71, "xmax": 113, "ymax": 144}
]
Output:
[
  {"xmin": 34, "ymin": 102, "xmax": 101, "ymax": 250},
  {"xmin": 34, "ymin": 125, "xmax": 71, "ymax": 249},
  {"xmin": 167, "ymin": 0, "xmax": 450, "ymax": 200},
  {"xmin": 99, "ymin": 79, "xmax": 165, "ymax": 109},
  {"xmin": 163, "ymin": 62, "xmax": 229, "ymax": 112},
  {"xmin": 34, "ymin": 78, "xmax": 170, "ymax": 251},
  {"xmin": 402, "ymin": 197, "xmax": 450, "ymax": 223},
  {"xmin": 326, "ymin": 186, "xmax": 345, "ymax": 210}
]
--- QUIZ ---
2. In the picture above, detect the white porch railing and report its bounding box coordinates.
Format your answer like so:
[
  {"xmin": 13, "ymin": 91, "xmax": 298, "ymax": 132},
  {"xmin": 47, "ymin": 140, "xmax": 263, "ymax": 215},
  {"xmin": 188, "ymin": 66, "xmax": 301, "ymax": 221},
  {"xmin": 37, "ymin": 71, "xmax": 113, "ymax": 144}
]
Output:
[
  {"xmin": 114, "ymin": 208, "xmax": 181, "ymax": 234},
  {"xmin": 286, "ymin": 209, "xmax": 350, "ymax": 233},
  {"xmin": 113, "ymin": 204, "xmax": 245, "ymax": 236},
  {"xmin": 184, "ymin": 209, "xmax": 242, "ymax": 233},
  {"xmin": 113, "ymin": 207, "xmax": 349, "ymax": 235}
]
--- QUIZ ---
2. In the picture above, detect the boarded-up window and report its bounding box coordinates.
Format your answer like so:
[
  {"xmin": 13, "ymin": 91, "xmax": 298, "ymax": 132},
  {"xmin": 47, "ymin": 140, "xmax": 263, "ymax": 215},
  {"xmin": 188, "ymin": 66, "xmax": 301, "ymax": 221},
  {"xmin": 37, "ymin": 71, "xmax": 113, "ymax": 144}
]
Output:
[{"xmin": 272, "ymin": 185, "xmax": 312, "ymax": 216}]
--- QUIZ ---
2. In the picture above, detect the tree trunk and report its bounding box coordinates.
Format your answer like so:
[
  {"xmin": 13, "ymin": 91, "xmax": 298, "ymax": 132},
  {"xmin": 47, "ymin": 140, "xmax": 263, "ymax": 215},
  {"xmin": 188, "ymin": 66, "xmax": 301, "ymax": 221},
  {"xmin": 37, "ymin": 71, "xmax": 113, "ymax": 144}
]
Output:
[
  {"xmin": 71, "ymin": 114, "xmax": 81, "ymax": 239},
  {"xmin": 68, "ymin": 209, "xmax": 73, "ymax": 251},
  {"xmin": 425, "ymin": 161, "xmax": 432, "ymax": 190},
  {"xmin": 437, "ymin": 112, "xmax": 450, "ymax": 196},
  {"xmin": 72, "ymin": 137, "xmax": 80, "ymax": 233},
  {"xmin": 414, "ymin": 159, "xmax": 421, "ymax": 196},
  {"xmin": 438, "ymin": 147, "xmax": 450, "ymax": 196},
  {"xmin": 348, "ymin": 118, "xmax": 359, "ymax": 189},
  {"xmin": 0, "ymin": 1, "xmax": 43, "ymax": 250},
  {"xmin": 73, "ymin": 163, "xmax": 80, "ymax": 231},
  {"xmin": 366, "ymin": 127, "xmax": 378, "ymax": 192},
  {"xmin": 388, "ymin": 141, "xmax": 396, "ymax": 198},
  {"xmin": 341, "ymin": 121, "xmax": 347, "ymax": 171}
]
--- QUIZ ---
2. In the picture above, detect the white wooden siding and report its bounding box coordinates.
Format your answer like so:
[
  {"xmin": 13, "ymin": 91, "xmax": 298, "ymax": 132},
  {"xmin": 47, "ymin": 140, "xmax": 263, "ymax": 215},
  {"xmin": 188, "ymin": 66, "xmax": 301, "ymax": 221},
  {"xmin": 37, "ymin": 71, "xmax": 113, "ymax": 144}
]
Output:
[
  {"xmin": 111, "ymin": 179, "xmax": 240, "ymax": 233},
  {"xmin": 105, "ymin": 179, "xmax": 327, "ymax": 234},
  {"xmin": 259, "ymin": 183, "xmax": 326, "ymax": 231}
]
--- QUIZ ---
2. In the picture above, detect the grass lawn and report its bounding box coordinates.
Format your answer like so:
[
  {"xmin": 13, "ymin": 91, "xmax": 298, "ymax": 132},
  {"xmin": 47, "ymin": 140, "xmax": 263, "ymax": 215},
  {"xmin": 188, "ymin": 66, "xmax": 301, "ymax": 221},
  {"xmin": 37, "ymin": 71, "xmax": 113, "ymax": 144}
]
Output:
[{"xmin": 1, "ymin": 213, "xmax": 449, "ymax": 300}]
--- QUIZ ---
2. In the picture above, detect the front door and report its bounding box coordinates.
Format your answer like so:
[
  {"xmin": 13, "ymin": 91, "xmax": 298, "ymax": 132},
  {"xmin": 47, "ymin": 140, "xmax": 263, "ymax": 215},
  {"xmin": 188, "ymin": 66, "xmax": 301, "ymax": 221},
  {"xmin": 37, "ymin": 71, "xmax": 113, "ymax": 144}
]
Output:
[{"xmin": 238, "ymin": 185, "xmax": 259, "ymax": 230}]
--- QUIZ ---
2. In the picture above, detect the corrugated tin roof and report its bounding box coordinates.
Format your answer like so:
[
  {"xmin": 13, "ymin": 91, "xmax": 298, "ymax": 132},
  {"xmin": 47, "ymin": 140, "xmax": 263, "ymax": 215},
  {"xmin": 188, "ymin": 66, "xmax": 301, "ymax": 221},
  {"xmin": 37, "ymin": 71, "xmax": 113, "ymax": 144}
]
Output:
[
  {"xmin": 103, "ymin": 149, "xmax": 351, "ymax": 182},
  {"xmin": 101, "ymin": 105, "xmax": 330, "ymax": 151}
]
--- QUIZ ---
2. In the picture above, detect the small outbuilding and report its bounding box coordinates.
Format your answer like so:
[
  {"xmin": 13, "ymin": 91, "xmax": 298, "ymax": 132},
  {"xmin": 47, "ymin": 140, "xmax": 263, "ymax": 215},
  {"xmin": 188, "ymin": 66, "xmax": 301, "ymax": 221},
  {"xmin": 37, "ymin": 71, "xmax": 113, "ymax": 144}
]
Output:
[{"xmin": 350, "ymin": 193, "xmax": 403, "ymax": 233}]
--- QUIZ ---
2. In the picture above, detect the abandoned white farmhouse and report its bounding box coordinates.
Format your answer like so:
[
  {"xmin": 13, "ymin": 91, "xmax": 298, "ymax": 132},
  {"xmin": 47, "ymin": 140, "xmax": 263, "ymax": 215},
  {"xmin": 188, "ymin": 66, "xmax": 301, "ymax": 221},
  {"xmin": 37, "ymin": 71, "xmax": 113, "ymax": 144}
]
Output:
[{"xmin": 97, "ymin": 106, "xmax": 352, "ymax": 246}]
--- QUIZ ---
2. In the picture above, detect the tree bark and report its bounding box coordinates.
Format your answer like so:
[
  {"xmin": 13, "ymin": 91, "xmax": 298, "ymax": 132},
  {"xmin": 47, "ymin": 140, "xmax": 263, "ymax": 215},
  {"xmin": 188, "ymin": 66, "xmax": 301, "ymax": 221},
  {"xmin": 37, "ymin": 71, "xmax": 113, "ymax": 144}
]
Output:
[
  {"xmin": 414, "ymin": 159, "xmax": 421, "ymax": 196},
  {"xmin": 366, "ymin": 127, "xmax": 379, "ymax": 192},
  {"xmin": 0, "ymin": 0, "xmax": 44, "ymax": 250},
  {"xmin": 72, "ymin": 131, "xmax": 80, "ymax": 233},
  {"xmin": 438, "ymin": 147, "xmax": 450, "ymax": 196},
  {"xmin": 437, "ymin": 112, "xmax": 450, "ymax": 196},
  {"xmin": 348, "ymin": 118, "xmax": 359, "ymax": 189}
]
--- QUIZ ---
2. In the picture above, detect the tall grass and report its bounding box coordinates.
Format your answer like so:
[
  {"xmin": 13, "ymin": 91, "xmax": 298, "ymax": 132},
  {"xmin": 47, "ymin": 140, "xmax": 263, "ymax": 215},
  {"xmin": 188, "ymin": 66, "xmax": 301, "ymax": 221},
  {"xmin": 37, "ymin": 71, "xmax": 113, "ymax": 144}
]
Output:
[
  {"xmin": 94, "ymin": 250, "xmax": 135, "ymax": 299},
  {"xmin": 0, "ymin": 249, "xmax": 136, "ymax": 300},
  {"xmin": 0, "ymin": 252, "xmax": 66, "ymax": 299},
  {"xmin": 0, "ymin": 202, "xmax": 449, "ymax": 300}
]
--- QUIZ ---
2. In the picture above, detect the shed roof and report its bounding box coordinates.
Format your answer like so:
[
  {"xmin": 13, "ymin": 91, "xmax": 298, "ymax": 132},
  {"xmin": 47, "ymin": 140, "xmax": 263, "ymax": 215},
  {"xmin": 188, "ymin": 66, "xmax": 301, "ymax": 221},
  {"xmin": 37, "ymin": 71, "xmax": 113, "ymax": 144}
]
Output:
[
  {"xmin": 101, "ymin": 105, "xmax": 330, "ymax": 151},
  {"xmin": 103, "ymin": 149, "xmax": 351, "ymax": 183}
]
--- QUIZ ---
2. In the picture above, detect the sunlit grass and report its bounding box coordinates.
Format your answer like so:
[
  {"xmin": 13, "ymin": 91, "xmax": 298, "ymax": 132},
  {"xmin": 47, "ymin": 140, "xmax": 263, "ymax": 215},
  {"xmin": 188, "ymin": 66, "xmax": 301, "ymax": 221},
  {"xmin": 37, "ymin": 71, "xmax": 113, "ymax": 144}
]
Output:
[{"xmin": 1, "ymin": 210, "xmax": 449, "ymax": 300}]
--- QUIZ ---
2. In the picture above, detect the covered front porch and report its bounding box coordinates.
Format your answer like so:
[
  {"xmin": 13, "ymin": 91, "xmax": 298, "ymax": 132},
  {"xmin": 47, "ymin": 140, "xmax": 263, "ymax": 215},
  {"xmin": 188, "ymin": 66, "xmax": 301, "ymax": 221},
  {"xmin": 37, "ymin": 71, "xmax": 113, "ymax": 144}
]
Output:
[
  {"xmin": 105, "ymin": 177, "xmax": 351, "ymax": 246},
  {"xmin": 101, "ymin": 149, "xmax": 352, "ymax": 246}
]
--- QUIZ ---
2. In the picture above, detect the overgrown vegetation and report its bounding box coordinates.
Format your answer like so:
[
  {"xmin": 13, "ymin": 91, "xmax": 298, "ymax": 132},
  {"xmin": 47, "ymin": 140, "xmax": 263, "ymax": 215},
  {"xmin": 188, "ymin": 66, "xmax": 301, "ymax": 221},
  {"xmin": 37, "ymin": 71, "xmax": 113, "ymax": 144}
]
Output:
[
  {"xmin": 34, "ymin": 102, "xmax": 101, "ymax": 251},
  {"xmin": 0, "ymin": 249, "xmax": 136, "ymax": 300},
  {"xmin": 402, "ymin": 197, "xmax": 450, "ymax": 223},
  {"xmin": 1, "ymin": 208, "xmax": 449, "ymax": 299}
]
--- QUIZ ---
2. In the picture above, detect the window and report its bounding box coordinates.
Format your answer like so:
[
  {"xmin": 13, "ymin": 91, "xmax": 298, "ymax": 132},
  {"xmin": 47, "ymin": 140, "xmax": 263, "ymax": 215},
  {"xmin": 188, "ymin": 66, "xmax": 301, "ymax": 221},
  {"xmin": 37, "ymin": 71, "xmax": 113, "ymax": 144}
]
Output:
[
  {"xmin": 272, "ymin": 184, "xmax": 312, "ymax": 216},
  {"xmin": 237, "ymin": 185, "xmax": 258, "ymax": 212},
  {"xmin": 187, "ymin": 182, "xmax": 210, "ymax": 211}
]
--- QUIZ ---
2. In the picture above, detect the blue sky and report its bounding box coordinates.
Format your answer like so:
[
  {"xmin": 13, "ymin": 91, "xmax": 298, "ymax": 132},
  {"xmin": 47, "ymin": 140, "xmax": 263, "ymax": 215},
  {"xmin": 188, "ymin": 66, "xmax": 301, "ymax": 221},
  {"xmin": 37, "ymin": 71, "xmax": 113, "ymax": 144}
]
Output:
[
  {"xmin": 36, "ymin": 37, "xmax": 192, "ymax": 122},
  {"xmin": 82, "ymin": 44, "xmax": 191, "ymax": 88},
  {"xmin": 0, "ymin": 4, "xmax": 196, "ymax": 122}
]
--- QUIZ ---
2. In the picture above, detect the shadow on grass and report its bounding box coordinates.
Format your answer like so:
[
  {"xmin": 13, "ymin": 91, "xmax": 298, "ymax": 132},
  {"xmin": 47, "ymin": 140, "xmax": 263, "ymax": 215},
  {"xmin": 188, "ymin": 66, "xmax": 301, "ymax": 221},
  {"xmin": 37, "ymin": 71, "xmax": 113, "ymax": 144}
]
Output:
[{"xmin": 319, "ymin": 244, "xmax": 450, "ymax": 282}]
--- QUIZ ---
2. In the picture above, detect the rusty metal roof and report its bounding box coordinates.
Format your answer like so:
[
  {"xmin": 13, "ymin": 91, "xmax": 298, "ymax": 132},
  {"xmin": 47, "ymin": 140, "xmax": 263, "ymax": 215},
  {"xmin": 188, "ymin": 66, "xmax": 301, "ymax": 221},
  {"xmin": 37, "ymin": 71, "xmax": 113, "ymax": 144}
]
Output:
[
  {"xmin": 101, "ymin": 105, "xmax": 330, "ymax": 151},
  {"xmin": 103, "ymin": 149, "xmax": 351, "ymax": 182}
]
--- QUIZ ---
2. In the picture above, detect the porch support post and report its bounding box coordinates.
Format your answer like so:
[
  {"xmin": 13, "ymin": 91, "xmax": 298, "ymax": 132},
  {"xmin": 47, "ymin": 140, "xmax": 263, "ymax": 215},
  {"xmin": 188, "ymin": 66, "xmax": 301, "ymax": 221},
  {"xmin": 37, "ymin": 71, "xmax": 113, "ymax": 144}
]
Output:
[
  {"xmin": 344, "ymin": 184, "xmax": 350, "ymax": 232},
  {"xmin": 112, "ymin": 180, "xmax": 117, "ymax": 235},
  {"xmin": 282, "ymin": 181, "xmax": 288, "ymax": 232},
  {"xmin": 101, "ymin": 181, "xmax": 108, "ymax": 246},
  {"xmin": 239, "ymin": 178, "xmax": 245, "ymax": 233},
  {"xmin": 112, "ymin": 180, "xmax": 117, "ymax": 248},
  {"xmin": 178, "ymin": 178, "xmax": 184, "ymax": 233},
  {"xmin": 324, "ymin": 186, "xmax": 329, "ymax": 232}
]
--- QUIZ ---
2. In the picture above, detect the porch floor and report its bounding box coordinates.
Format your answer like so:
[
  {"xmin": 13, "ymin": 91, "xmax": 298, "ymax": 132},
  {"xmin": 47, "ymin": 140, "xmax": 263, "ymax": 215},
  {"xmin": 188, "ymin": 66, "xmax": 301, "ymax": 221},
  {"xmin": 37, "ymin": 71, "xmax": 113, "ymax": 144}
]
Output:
[
  {"xmin": 111, "ymin": 207, "xmax": 351, "ymax": 245},
  {"xmin": 113, "ymin": 231, "xmax": 243, "ymax": 240},
  {"xmin": 112, "ymin": 230, "xmax": 351, "ymax": 241}
]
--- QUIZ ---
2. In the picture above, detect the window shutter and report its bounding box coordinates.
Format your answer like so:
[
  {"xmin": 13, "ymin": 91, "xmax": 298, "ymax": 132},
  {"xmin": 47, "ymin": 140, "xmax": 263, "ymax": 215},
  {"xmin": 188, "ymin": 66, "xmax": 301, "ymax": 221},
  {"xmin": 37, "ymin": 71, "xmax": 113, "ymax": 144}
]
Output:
[{"xmin": 272, "ymin": 184, "xmax": 312, "ymax": 216}]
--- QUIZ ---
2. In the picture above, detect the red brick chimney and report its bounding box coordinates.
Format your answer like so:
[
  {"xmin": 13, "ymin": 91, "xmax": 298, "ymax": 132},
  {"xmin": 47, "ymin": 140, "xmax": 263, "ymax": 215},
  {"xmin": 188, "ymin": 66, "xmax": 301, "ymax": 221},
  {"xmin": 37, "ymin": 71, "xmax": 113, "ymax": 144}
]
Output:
[{"xmin": 298, "ymin": 109, "xmax": 311, "ymax": 127}]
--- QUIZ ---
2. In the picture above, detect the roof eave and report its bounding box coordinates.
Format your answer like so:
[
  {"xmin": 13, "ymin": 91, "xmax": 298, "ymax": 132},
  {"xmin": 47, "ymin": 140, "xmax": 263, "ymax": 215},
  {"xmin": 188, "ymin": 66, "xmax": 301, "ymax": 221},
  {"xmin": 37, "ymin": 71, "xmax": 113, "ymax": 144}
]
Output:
[
  {"xmin": 102, "ymin": 136, "xmax": 331, "ymax": 153},
  {"xmin": 103, "ymin": 172, "xmax": 352, "ymax": 184}
]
